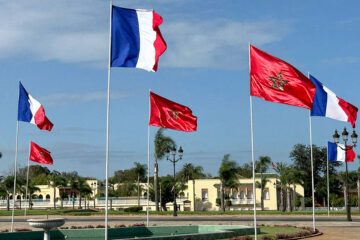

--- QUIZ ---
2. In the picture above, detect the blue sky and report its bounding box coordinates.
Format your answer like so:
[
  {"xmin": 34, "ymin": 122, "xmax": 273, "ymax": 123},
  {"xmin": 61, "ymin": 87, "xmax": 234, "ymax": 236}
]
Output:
[{"xmin": 1, "ymin": 0, "xmax": 360, "ymax": 179}]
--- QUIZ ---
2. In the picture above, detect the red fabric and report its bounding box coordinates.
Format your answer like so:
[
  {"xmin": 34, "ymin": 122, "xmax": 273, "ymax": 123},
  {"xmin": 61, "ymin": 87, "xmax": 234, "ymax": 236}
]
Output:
[
  {"xmin": 346, "ymin": 146, "xmax": 356, "ymax": 162},
  {"xmin": 250, "ymin": 45, "xmax": 316, "ymax": 109},
  {"xmin": 152, "ymin": 11, "xmax": 167, "ymax": 72},
  {"xmin": 271, "ymin": 161, "xmax": 276, "ymax": 169},
  {"xmin": 149, "ymin": 91, "xmax": 197, "ymax": 132},
  {"xmin": 337, "ymin": 97, "xmax": 358, "ymax": 128},
  {"xmin": 34, "ymin": 106, "xmax": 54, "ymax": 131},
  {"xmin": 29, "ymin": 141, "xmax": 53, "ymax": 165}
]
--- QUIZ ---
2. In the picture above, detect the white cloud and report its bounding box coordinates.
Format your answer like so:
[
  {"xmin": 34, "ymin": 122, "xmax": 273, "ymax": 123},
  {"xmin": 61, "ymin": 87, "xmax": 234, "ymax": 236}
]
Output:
[
  {"xmin": 0, "ymin": 1, "xmax": 290, "ymax": 69},
  {"xmin": 40, "ymin": 90, "xmax": 135, "ymax": 107},
  {"xmin": 161, "ymin": 19, "xmax": 290, "ymax": 69},
  {"xmin": 322, "ymin": 56, "xmax": 360, "ymax": 66}
]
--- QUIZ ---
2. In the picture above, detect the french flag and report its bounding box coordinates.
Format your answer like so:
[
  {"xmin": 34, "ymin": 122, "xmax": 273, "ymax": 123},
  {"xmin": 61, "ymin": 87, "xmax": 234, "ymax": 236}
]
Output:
[
  {"xmin": 310, "ymin": 75, "xmax": 358, "ymax": 128},
  {"xmin": 328, "ymin": 141, "xmax": 355, "ymax": 162},
  {"xmin": 110, "ymin": 6, "xmax": 167, "ymax": 72},
  {"xmin": 18, "ymin": 82, "xmax": 53, "ymax": 131}
]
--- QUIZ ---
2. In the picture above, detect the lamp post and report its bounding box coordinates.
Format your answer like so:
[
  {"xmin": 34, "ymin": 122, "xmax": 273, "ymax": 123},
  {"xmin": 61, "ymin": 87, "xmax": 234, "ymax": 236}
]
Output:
[
  {"xmin": 166, "ymin": 146, "xmax": 183, "ymax": 217},
  {"xmin": 333, "ymin": 128, "xmax": 358, "ymax": 221}
]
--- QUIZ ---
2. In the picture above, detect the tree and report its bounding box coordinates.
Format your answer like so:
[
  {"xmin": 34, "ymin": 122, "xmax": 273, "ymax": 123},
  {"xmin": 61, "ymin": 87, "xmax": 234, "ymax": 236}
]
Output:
[
  {"xmin": 177, "ymin": 163, "xmax": 205, "ymax": 211},
  {"xmin": 77, "ymin": 177, "xmax": 91, "ymax": 209},
  {"xmin": 218, "ymin": 154, "xmax": 239, "ymax": 212},
  {"xmin": 287, "ymin": 168, "xmax": 306, "ymax": 210},
  {"xmin": 133, "ymin": 162, "xmax": 147, "ymax": 206},
  {"xmin": 69, "ymin": 176, "xmax": 79, "ymax": 209},
  {"xmin": 290, "ymin": 144, "xmax": 341, "ymax": 205},
  {"xmin": 153, "ymin": 128, "xmax": 176, "ymax": 211},
  {"xmin": 16, "ymin": 176, "xmax": 26, "ymax": 210},
  {"xmin": 149, "ymin": 175, "xmax": 180, "ymax": 211},
  {"xmin": 274, "ymin": 162, "xmax": 289, "ymax": 212},
  {"xmin": 255, "ymin": 156, "xmax": 271, "ymax": 211},
  {"xmin": 27, "ymin": 181, "xmax": 40, "ymax": 209},
  {"xmin": 238, "ymin": 163, "xmax": 252, "ymax": 178},
  {"xmin": 48, "ymin": 171, "xmax": 66, "ymax": 209}
]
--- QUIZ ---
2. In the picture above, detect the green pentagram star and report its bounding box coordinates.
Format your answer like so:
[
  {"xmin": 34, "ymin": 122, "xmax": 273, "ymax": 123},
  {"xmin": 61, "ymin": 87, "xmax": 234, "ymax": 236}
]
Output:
[
  {"xmin": 168, "ymin": 110, "xmax": 179, "ymax": 120},
  {"xmin": 269, "ymin": 71, "xmax": 289, "ymax": 91}
]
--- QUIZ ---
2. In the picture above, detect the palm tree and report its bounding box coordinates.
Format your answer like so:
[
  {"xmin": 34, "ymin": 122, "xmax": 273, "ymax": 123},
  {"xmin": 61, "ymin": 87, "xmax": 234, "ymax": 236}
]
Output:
[
  {"xmin": 69, "ymin": 176, "xmax": 79, "ymax": 209},
  {"xmin": 177, "ymin": 163, "xmax": 205, "ymax": 211},
  {"xmin": 153, "ymin": 128, "xmax": 176, "ymax": 211},
  {"xmin": 287, "ymin": 168, "xmax": 305, "ymax": 211},
  {"xmin": 274, "ymin": 162, "xmax": 289, "ymax": 212},
  {"xmin": 255, "ymin": 156, "xmax": 271, "ymax": 211},
  {"xmin": 27, "ymin": 182, "xmax": 40, "ymax": 209},
  {"xmin": 255, "ymin": 176, "xmax": 270, "ymax": 210},
  {"xmin": 77, "ymin": 177, "xmax": 88, "ymax": 209},
  {"xmin": 219, "ymin": 154, "xmax": 239, "ymax": 212},
  {"xmin": 133, "ymin": 162, "xmax": 147, "ymax": 206},
  {"xmin": 16, "ymin": 176, "xmax": 26, "ymax": 210},
  {"xmin": 48, "ymin": 171, "xmax": 65, "ymax": 209},
  {"xmin": 80, "ymin": 184, "xmax": 92, "ymax": 210},
  {"xmin": 4, "ymin": 176, "xmax": 16, "ymax": 211}
]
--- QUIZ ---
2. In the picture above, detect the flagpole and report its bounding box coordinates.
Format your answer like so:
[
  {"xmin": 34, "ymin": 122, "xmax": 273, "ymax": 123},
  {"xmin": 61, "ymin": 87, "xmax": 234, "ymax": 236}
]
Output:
[
  {"xmin": 105, "ymin": 1, "xmax": 113, "ymax": 239},
  {"xmin": 249, "ymin": 43, "xmax": 257, "ymax": 240},
  {"xmin": 308, "ymin": 110, "xmax": 316, "ymax": 231},
  {"xmin": 327, "ymin": 143, "xmax": 330, "ymax": 217},
  {"xmin": 147, "ymin": 89, "xmax": 151, "ymax": 227},
  {"xmin": 250, "ymin": 96, "xmax": 257, "ymax": 240},
  {"xmin": 11, "ymin": 121, "xmax": 19, "ymax": 232},
  {"xmin": 24, "ymin": 142, "xmax": 31, "ymax": 217}
]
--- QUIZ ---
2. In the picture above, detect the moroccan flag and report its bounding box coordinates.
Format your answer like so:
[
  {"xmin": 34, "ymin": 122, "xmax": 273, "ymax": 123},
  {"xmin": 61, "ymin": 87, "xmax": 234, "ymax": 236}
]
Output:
[
  {"xmin": 250, "ymin": 45, "xmax": 316, "ymax": 109},
  {"xmin": 271, "ymin": 161, "xmax": 276, "ymax": 169},
  {"xmin": 149, "ymin": 91, "xmax": 197, "ymax": 132},
  {"xmin": 29, "ymin": 141, "xmax": 53, "ymax": 165}
]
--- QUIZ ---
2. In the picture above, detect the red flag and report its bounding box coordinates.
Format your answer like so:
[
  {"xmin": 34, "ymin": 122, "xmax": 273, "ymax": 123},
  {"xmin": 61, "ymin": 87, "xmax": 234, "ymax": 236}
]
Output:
[
  {"xmin": 29, "ymin": 141, "xmax": 53, "ymax": 165},
  {"xmin": 346, "ymin": 146, "xmax": 356, "ymax": 162},
  {"xmin": 149, "ymin": 91, "xmax": 197, "ymax": 132},
  {"xmin": 250, "ymin": 45, "xmax": 316, "ymax": 109},
  {"xmin": 271, "ymin": 161, "xmax": 276, "ymax": 169}
]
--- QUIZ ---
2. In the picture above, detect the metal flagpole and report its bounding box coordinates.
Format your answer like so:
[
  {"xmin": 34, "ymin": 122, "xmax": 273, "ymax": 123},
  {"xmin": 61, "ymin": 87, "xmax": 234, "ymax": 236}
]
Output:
[
  {"xmin": 11, "ymin": 121, "xmax": 19, "ymax": 232},
  {"xmin": 147, "ymin": 89, "xmax": 151, "ymax": 226},
  {"xmin": 24, "ymin": 142, "xmax": 31, "ymax": 217},
  {"xmin": 327, "ymin": 144, "xmax": 330, "ymax": 217},
  {"xmin": 308, "ymin": 110, "xmax": 316, "ymax": 231},
  {"xmin": 250, "ymin": 96, "xmax": 257, "ymax": 240},
  {"xmin": 249, "ymin": 43, "xmax": 257, "ymax": 240},
  {"xmin": 105, "ymin": 1, "xmax": 113, "ymax": 239}
]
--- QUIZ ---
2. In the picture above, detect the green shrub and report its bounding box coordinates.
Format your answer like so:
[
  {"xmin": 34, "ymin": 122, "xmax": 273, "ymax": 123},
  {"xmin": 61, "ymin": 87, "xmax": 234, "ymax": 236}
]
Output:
[
  {"xmin": 225, "ymin": 200, "xmax": 232, "ymax": 207},
  {"xmin": 124, "ymin": 206, "xmax": 143, "ymax": 212}
]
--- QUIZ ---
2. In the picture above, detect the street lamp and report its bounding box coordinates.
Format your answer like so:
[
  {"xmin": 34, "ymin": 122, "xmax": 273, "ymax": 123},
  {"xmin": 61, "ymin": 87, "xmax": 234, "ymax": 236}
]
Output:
[
  {"xmin": 333, "ymin": 127, "xmax": 358, "ymax": 221},
  {"xmin": 166, "ymin": 146, "xmax": 183, "ymax": 216}
]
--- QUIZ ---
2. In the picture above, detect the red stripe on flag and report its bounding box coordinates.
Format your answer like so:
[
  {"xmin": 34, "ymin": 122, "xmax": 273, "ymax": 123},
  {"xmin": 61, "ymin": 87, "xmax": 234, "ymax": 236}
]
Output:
[{"xmin": 337, "ymin": 97, "xmax": 358, "ymax": 128}]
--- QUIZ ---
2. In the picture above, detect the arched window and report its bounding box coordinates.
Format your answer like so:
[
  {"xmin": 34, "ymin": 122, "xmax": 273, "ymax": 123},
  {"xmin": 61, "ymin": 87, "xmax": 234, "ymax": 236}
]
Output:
[
  {"xmin": 263, "ymin": 189, "xmax": 270, "ymax": 200},
  {"xmin": 38, "ymin": 194, "xmax": 43, "ymax": 200},
  {"xmin": 247, "ymin": 191, "xmax": 253, "ymax": 199},
  {"xmin": 46, "ymin": 194, "xmax": 51, "ymax": 200},
  {"xmin": 17, "ymin": 195, "xmax": 21, "ymax": 200},
  {"xmin": 9, "ymin": 195, "xmax": 13, "ymax": 200}
]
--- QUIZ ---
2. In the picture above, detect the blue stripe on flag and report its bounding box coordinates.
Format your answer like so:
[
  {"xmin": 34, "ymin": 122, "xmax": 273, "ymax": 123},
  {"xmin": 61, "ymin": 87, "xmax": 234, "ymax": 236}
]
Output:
[
  {"xmin": 18, "ymin": 82, "xmax": 32, "ymax": 122},
  {"xmin": 111, "ymin": 6, "xmax": 140, "ymax": 68},
  {"xmin": 327, "ymin": 141, "xmax": 338, "ymax": 162},
  {"xmin": 310, "ymin": 75, "xmax": 327, "ymax": 116}
]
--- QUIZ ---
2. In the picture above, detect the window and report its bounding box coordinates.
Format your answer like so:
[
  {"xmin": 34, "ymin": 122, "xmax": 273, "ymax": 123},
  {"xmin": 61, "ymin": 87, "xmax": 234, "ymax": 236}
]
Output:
[
  {"xmin": 46, "ymin": 194, "xmax": 51, "ymax": 200},
  {"xmin": 263, "ymin": 189, "xmax": 270, "ymax": 200},
  {"xmin": 240, "ymin": 191, "xmax": 245, "ymax": 200},
  {"xmin": 201, "ymin": 189, "xmax": 208, "ymax": 201},
  {"xmin": 247, "ymin": 191, "xmax": 253, "ymax": 199},
  {"xmin": 38, "ymin": 194, "xmax": 43, "ymax": 200}
]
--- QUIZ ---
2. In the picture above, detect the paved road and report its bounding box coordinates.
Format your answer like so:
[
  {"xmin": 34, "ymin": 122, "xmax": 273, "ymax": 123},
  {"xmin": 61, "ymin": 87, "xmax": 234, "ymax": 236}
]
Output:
[{"xmin": 1, "ymin": 215, "xmax": 359, "ymax": 222}]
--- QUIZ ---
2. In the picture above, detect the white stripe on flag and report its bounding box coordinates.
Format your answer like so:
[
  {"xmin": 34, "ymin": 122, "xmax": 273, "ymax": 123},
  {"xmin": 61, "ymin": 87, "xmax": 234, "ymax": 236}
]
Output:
[{"xmin": 323, "ymin": 86, "xmax": 348, "ymax": 122}]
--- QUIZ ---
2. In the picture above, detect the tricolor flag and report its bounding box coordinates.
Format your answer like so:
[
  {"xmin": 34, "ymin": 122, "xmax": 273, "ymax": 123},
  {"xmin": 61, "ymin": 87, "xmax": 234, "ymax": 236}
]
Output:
[
  {"xmin": 29, "ymin": 141, "xmax": 53, "ymax": 165},
  {"xmin": 111, "ymin": 6, "xmax": 167, "ymax": 72},
  {"xmin": 149, "ymin": 91, "xmax": 197, "ymax": 132},
  {"xmin": 250, "ymin": 45, "xmax": 316, "ymax": 109},
  {"xmin": 310, "ymin": 75, "xmax": 358, "ymax": 128},
  {"xmin": 328, "ymin": 141, "xmax": 355, "ymax": 162},
  {"xmin": 18, "ymin": 82, "xmax": 53, "ymax": 131}
]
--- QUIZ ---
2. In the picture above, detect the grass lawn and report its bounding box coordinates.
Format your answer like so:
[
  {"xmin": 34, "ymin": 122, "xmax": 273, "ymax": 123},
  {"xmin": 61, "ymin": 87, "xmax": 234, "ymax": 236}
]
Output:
[{"xmin": 0, "ymin": 208, "xmax": 357, "ymax": 216}]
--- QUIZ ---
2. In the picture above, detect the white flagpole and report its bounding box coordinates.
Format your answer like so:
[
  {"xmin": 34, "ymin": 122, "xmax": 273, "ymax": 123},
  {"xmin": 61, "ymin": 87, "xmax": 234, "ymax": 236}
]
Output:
[
  {"xmin": 105, "ymin": 1, "xmax": 113, "ymax": 239},
  {"xmin": 250, "ymin": 96, "xmax": 257, "ymax": 240},
  {"xmin": 249, "ymin": 44, "xmax": 257, "ymax": 240},
  {"xmin": 11, "ymin": 121, "xmax": 19, "ymax": 232},
  {"xmin": 327, "ymin": 144, "xmax": 330, "ymax": 217},
  {"xmin": 147, "ymin": 89, "xmax": 151, "ymax": 226},
  {"xmin": 24, "ymin": 142, "xmax": 31, "ymax": 217},
  {"xmin": 308, "ymin": 110, "xmax": 316, "ymax": 231}
]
